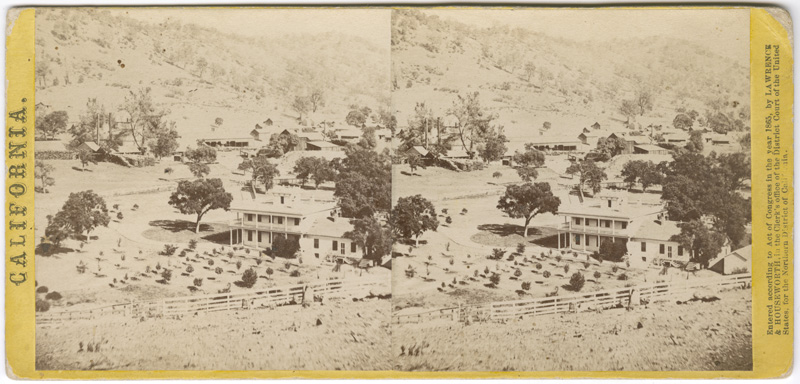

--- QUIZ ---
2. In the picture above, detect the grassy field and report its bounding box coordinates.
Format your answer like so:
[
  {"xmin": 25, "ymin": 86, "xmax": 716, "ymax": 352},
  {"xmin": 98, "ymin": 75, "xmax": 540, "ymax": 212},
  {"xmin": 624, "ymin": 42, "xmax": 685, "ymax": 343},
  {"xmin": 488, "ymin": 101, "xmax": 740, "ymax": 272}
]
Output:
[{"xmin": 393, "ymin": 287, "xmax": 752, "ymax": 372}]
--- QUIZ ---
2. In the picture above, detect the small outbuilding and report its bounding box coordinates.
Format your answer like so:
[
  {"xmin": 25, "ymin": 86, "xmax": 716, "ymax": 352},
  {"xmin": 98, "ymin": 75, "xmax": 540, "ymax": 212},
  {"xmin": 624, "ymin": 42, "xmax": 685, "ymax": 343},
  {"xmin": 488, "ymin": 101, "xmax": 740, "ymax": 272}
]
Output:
[{"xmin": 709, "ymin": 245, "xmax": 752, "ymax": 275}]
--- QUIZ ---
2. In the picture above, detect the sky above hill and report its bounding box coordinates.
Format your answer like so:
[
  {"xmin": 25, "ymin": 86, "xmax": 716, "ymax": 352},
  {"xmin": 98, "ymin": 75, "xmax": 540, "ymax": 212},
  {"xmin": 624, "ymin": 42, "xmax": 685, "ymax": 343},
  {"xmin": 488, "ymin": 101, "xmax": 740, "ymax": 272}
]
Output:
[
  {"xmin": 122, "ymin": 7, "xmax": 390, "ymax": 47},
  {"xmin": 422, "ymin": 8, "xmax": 749, "ymax": 64}
]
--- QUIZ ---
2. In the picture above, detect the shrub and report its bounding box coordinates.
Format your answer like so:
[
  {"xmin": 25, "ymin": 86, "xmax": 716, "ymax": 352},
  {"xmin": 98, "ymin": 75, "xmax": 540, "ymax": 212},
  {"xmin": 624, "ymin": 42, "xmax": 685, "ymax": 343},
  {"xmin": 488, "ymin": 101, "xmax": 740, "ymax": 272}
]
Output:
[
  {"xmin": 568, "ymin": 272, "xmax": 585, "ymax": 291},
  {"xmin": 441, "ymin": 282, "xmax": 446, "ymax": 288},
  {"xmin": 162, "ymin": 244, "xmax": 178, "ymax": 256},
  {"xmin": 612, "ymin": 265, "xmax": 619, "ymax": 273},
  {"xmin": 256, "ymin": 258, "xmax": 263, "ymax": 265},
  {"xmin": 215, "ymin": 267, "xmax": 223, "ymax": 274},
  {"xmin": 489, "ymin": 248, "xmax": 506, "ymax": 260},
  {"xmin": 117, "ymin": 212, "xmax": 124, "ymax": 220},
  {"xmin": 133, "ymin": 204, "xmax": 139, "ymax": 210},
  {"xmin": 564, "ymin": 265, "xmax": 570, "ymax": 274},
  {"xmin": 193, "ymin": 278, "xmax": 203, "ymax": 287},
  {"xmin": 731, "ymin": 267, "xmax": 749, "ymax": 274},
  {"xmin": 516, "ymin": 243, "xmax": 526, "ymax": 254},
  {"xmin": 161, "ymin": 269, "xmax": 172, "ymax": 282},
  {"xmin": 405, "ymin": 267, "xmax": 415, "ymax": 278},
  {"xmin": 617, "ymin": 273, "xmax": 629, "ymax": 281},
  {"xmin": 583, "ymin": 262, "xmax": 590, "ymax": 269},
  {"xmin": 188, "ymin": 239, "xmax": 198, "ymax": 250},
  {"xmin": 599, "ymin": 240, "xmax": 627, "ymax": 262},
  {"xmin": 442, "ymin": 208, "xmax": 448, "ymax": 215},
  {"xmin": 186, "ymin": 265, "xmax": 194, "ymax": 273},
  {"xmin": 445, "ymin": 216, "xmax": 452, "ymax": 225},
  {"xmin": 535, "ymin": 262, "xmax": 543, "ymax": 270},
  {"xmin": 492, "ymin": 171, "xmax": 502, "ymax": 179},
  {"xmin": 543, "ymin": 270, "xmax": 551, "ymax": 278},
  {"xmin": 593, "ymin": 271, "xmax": 601, "ymax": 280},
  {"xmin": 290, "ymin": 270, "xmax": 301, "ymax": 277},
  {"xmin": 507, "ymin": 254, "xmax": 515, "ymax": 262},
  {"xmin": 208, "ymin": 259, "xmax": 214, "ymax": 266},
  {"xmin": 265, "ymin": 267, "xmax": 274, "ymax": 278},
  {"xmin": 284, "ymin": 262, "xmax": 292, "ymax": 270},
  {"xmin": 461, "ymin": 208, "xmax": 468, "ymax": 215},
  {"xmin": 489, "ymin": 273, "xmax": 501, "ymax": 286},
  {"xmin": 45, "ymin": 291, "xmax": 62, "ymax": 301},
  {"xmin": 521, "ymin": 281, "xmax": 532, "ymax": 291},
  {"xmin": 241, "ymin": 268, "xmax": 258, "ymax": 288},
  {"xmin": 155, "ymin": 262, "xmax": 161, "ymax": 270},
  {"xmin": 555, "ymin": 255, "xmax": 562, "ymax": 263},
  {"xmin": 236, "ymin": 260, "xmax": 242, "ymax": 270},
  {"xmin": 449, "ymin": 258, "xmax": 454, "ymax": 266},
  {"xmin": 514, "ymin": 268, "xmax": 522, "ymax": 277},
  {"xmin": 36, "ymin": 299, "xmax": 50, "ymax": 312},
  {"xmin": 483, "ymin": 266, "xmax": 490, "ymax": 275},
  {"xmin": 36, "ymin": 286, "xmax": 49, "ymax": 294}
]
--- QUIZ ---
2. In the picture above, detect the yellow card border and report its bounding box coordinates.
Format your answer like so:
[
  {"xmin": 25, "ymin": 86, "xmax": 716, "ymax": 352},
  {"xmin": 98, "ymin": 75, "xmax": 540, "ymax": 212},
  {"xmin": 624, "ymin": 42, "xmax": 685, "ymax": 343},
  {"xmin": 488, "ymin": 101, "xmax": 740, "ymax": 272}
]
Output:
[{"xmin": 5, "ymin": 6, "xmax": 793, "ymax": 379}]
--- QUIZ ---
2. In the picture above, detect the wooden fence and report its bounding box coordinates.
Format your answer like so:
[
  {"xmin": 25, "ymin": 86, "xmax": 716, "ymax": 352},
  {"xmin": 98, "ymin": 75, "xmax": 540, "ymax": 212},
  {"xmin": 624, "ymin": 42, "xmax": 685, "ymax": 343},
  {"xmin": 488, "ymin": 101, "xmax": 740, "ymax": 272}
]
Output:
[
  {"xmin": 394, "ymin": 273, "xmax": 751, "ymax": 324},
  {"xmin": 37, "ymin": 277, "xmax": 386, "ymax": 324}
]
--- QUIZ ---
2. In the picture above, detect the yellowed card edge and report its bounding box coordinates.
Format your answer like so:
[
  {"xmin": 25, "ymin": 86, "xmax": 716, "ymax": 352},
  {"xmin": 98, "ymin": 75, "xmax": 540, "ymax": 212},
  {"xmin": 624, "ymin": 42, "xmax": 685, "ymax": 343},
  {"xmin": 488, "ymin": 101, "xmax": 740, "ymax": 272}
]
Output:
[{"xmin": 5, "ymin": 6, "xmax": 793, "ymax": 379}]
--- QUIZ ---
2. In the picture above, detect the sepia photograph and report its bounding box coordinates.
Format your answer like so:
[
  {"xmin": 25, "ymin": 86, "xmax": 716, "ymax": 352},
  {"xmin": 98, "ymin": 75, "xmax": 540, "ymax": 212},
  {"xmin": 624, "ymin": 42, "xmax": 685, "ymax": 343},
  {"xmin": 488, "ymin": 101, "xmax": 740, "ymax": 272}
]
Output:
[
  {"xmin": 32, "ymin": 7, "xmax": 393, "ymax": 371},
  {"xmin": 390, "ymin": 8, "xmax": 753, "ymax": 371}
]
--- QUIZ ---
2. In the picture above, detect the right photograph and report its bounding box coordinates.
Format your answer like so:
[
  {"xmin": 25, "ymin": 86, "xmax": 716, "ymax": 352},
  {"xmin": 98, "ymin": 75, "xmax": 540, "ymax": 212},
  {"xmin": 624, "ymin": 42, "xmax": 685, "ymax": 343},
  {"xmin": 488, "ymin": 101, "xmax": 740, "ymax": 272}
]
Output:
[{"xmin": 390, "ymin": 8, "xmax": 753, "ymax": 371}]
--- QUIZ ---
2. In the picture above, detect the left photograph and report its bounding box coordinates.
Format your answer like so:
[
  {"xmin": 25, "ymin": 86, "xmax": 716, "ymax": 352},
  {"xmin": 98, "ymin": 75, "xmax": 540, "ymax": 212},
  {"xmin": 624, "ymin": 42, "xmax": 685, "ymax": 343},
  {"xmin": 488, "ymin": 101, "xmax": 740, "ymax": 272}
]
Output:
[{"xmin": 33, "ymin": 7, "xmax": 393, "ymax": 371}]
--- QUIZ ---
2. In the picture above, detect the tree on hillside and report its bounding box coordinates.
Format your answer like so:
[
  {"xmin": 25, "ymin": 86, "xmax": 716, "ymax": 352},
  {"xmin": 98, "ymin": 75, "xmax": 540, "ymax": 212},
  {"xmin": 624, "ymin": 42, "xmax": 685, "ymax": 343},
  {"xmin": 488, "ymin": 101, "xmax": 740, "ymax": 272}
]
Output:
[
  {"xmin": 120, "ymin": 87, "xmax": 164, "ymax": 149},
  {"xmin": 566, "ymin": 159, "xmax": 607, "ymax": 196},
  {"xmin": 334, "ymin": 148, "xmax": 392, "ymax": 219},
  {"xmin": 377, "ymin": 107, "xmax": 397, "ymax": 134},
  {"xmin": 598, "ymin": 240, "xmax": 627, "ymax": 262},
  {"xmin": 391, "ymin": 194, "xmax": 439, "ymax": 246},
  {"xmin": 716, "ymin": 152, "xmax": 751, "ymax": 191},
  {"xmin": 620, "ymin": 160, "xmax": 663, "ymax": 192},
  {"xmin": 497, "ymin": 182, "xmax": 560, "ymax": 237},
  {"xmin": 671, "ymin": 220, "xmax": 726, "ymax": 268},
  {"xmin": 188, "ymin": 162, "xmax": 210, "ymax": 178},
  {"xmin": 596, "ymin": 136, "xmax": 628, "ymax": 159},
  {"xmin": 251, "ymin": 156, "xmax": 280, "ymax": 192},
  {"xmin": 185, "ymin": 146, "xmax": 217, "ymax": 164},
  {"xmin": 672, "ymin": 113, "xmax": 694, "ymax": 130},
  {"xmin": 346, "ymin": 105, "xmax": 372, "ymax": 127},
  {"xmin": 618, "ymin": 99, "xmax": 638, "ymax": 124},
  {"xmin": 635, "ymin": 88, "xmax": 654, "ymax": 116},
  {"xmin": 72, "ymin": 98, "xmax": 106, "ymax": 145},
  {"xmin": 195, "ymin": 57, "xmax": 208, "ymax": 78},
  {"xmin": 291, "ymin": 96, "xmax": 310, "ymax": 120},
  {"xmin": 686, "ymin": 130, "xmax": 704, "ymax": 153},
  {"xmin": 35, "ymin": 160, "xmax": 55, "ymax": 194},
  {"xmin": 37, "ymin": 111, "xmax": 69, "ymax": 140},
  {"xmin": 359, "ymin": 127, "xmax": 378, "ymax": 150},
  {"xmin": 523, "ymin": 62, "xmax": 536, "ymax": 82},
  {"xmin": 45, "ymin": 190, "xmax": 110, "ymax": 243},
  {"xmin": 267, "ymin": 132, "xmax": 299, "ymax": 154},
  {"xmin": 149, "ymin": 125, "xmax": 179, "ymax": 159},
  {"xmin": 448, "ymin": 92, "xmax": 498, "ymax": 157},
  {"xmin": 294, "ymin": 156, "xmax": 335, "ymax": 188},
  {"xmin": 344, "ymin": 216, "xmax": 393, "ymax": 261},
  {"xmin": 168, "ymin": 178, "xmax": 233, "ymax": 233},
  {"xmin": 36, "ymin": 59, "xmax": 51, "ymax": 88},
  {"xmin": 308, "ymin": 89, "xmax": 325, "ymax": 113},
  {"xmin": 478, "ymin": 131, "xmax": 508, "ymax": 163},
  {"xmin": 513, "ymin": 143, "xmax": 545, "ymax": 181}
]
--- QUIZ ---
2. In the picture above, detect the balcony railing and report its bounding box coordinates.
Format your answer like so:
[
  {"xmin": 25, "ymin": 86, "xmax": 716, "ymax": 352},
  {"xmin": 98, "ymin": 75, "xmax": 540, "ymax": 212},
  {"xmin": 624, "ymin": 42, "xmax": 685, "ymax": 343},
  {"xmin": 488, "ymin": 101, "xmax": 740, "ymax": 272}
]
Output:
[
  {"xmin": 228, "ymin": 220, "xmax": 303, "ymax": 233},
  {"xmin": 558, "ymin": 223, "xmax": 628, "ymax": 236}
]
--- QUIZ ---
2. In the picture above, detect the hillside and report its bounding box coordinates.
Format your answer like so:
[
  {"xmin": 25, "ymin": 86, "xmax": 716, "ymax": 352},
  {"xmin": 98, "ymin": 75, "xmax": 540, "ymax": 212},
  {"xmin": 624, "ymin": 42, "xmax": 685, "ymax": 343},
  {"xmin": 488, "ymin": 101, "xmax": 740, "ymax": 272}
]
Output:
[
  {"xmin": 34, "ymin": 8, "xmax": 390, "ymax": 146},
  {"xmin": 391, "ymin": 9, "xmax": 750, "ymax": 142}
]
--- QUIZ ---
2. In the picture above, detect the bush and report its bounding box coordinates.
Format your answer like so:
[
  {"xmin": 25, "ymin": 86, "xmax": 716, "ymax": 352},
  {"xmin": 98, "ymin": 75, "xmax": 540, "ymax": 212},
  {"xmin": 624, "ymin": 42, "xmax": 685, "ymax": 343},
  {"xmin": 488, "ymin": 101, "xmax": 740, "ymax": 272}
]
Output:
[
  {"xmin": 36, "ymin": 286, "xmax": 49, "ymax": 294},
  {"xmin": 568, "ymin": 272, "xmax": 585, "ymax": 291},
  {"xmin": 186, "ymin": 265, "xmax": 194, "ymax": 273},
  {"xmin": 162, "ymin": 244, "xmax": 178, "ymax": 256},
  {"xmin": 543, "ymin": 270, "xmax": 551, "ymax": 278},
  {"xmin": 489, "ymin": 273, "xmax": 501, "ymax": 286},
  {"xmin": 483, "ymin": 266, "xmax": 490, "ymax": 275},
  {"xmin": 155, "ymin": 262, "xmax": 161, "ymax": 270},
  {"xmin": 45, "ymin": 291, "xmax": 62, "ymax": 301},
  {"xmin": 36, "ymin": 299, "xmax": 51, "ymax": 312},
  {"xmin": 489, "ymin": 248, "xmax": 506, "ymax": 260},
  {"xmin": 612, "ymin": 265, "xmax": 619, "ymax": 273},
  {"xmin": 535, "ymin": 262, "xmax": 543, "ymax": 270},
  {"xmin": 521, "ymin": 281, "xmax": 532, "ymax": 291},
  {"xmin": 514, "ymin": 268, "xmax": 522, "ymax": 277},
  {"xmin": 241, "ymin": 268, "xmax": 258, "ymax": 288},
  {"xmin": 555, "ymin": 255, "xmax": 562, "ymax": 263},
  {"xmin": 161, "ymin": 269, "xmax": 172, "ymax": 282},
  {"xmin": 236, "ymin": 260, "xmax": 242, "ymax": 270},
  {"xmin": 265, "ymin": 267, "xmax": 274, "ymax": 278},
  {"xmin": 564, "ymin": 265, "xmax": 570, "ymax": 274},
  {"xmin": 599, "ymin": 240, "xmax": 628, "ymax": 262},
  {"xmin": 256, "ymin": 258, "xmax": 263, "ymax": 265},
  {"xmin": 215, "ymin": 267, "xmax": 223, "ymax": 274},
  {"xmin": 193, "ymin": 278, "xmax": 203, "ymax": 287},
  {"xmin": 731, "ymin": 267, "xmax": 749, "ymax": 274},
  {"xmin": 445, "ymin": 216, "xmax": 452, "ymax": 225},
  {"xmin": 516, "ymin": 243, "xmax": 526, "ymax": 254},
  {"xmin": 492, "ymin": 171, "xmax": 502, "ymax": 179},
  {"xmin": 617, "ymin": 273, "xmax": 629, "ymax": 281},
  {"xmin": 188, "ymin": 239, "xmax": 198, "ymax": 250},
  {"xmin": 593, "ymin": 271, "xmax": 601, "ymax": 280},
  {"xmin": 208, "ymin": 259, "xmax": 214, "ymax": 266},
  {"xmin": 461, "ymin": 208, "xmax": 468, "ymax": 215},
  {"xmin": 290, "ymin": 270, "xmax": 301, "ymax": 277},
  {"xmin": 117, "ymin": 212, "xmax": 124, "ymax": 220}
]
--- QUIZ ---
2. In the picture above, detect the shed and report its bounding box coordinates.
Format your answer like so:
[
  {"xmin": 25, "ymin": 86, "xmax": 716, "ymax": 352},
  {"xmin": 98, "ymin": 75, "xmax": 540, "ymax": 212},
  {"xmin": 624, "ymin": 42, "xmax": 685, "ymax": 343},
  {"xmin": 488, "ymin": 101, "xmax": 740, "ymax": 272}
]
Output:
[
  {"xmin": 709, "ymin": 245, "xmax": 752, "ymax": 275},
  {"xmin": 633, "ymin": 144, "xmax": 670, "ymax": 155}
]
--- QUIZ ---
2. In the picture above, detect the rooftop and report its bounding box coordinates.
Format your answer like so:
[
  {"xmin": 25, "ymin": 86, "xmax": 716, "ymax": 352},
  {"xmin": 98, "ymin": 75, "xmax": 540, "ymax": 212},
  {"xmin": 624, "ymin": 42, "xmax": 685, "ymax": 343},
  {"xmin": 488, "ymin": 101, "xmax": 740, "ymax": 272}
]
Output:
[
  {"xmin": 230, "ymin": 188, "xmax": 336, "ymax": 216},
  {"xmin": 307, "ymin": 217, "xmax": 355, "ymax": 239},
  {"xmin": 631, "ymin": 219, "xmax": 682, "ymax": 242},
  {"xmin": 558, "ymin": 198, "xmax": 664, "ymax": 220}
]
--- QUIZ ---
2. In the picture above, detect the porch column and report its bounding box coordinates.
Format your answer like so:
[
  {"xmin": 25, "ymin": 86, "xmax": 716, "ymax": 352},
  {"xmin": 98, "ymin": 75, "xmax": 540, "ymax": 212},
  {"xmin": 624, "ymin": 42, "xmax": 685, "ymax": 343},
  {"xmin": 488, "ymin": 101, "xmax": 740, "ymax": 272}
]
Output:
[
  {"xmin": 558, "ymin": 232, "xmax": 561, "ymax": 249},
  {"xmin": 229, "ymin": 228, "xmax": 232, "ymax": 246}
]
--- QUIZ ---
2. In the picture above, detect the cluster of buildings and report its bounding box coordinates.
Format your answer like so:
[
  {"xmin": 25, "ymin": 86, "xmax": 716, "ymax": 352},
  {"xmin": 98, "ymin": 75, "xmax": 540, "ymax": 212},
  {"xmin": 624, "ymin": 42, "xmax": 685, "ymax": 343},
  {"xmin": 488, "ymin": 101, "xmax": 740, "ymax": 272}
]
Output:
[{"xmin": 555, "ymin": 190, "xmax": 749, "ymax": 274}]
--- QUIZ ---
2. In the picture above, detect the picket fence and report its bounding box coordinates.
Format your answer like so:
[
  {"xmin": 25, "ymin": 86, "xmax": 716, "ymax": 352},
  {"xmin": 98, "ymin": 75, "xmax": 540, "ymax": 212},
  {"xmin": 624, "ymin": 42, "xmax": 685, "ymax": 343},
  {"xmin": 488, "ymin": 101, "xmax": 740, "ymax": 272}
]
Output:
[
  {"xmin": 37, "ymin": 277, "xmax": 386, "ymax": 324},
  {"xmin": 394, "ymin": 273, "xmax": 751, "ymax": 324}
]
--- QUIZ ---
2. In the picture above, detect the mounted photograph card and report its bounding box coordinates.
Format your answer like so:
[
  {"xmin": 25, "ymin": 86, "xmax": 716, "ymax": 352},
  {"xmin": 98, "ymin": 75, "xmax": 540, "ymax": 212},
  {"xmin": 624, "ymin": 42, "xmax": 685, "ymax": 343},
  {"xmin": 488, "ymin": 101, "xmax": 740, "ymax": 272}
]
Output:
[{"xmin": 4, "ymin": 5, "xmax": 793, "ymax": 379}]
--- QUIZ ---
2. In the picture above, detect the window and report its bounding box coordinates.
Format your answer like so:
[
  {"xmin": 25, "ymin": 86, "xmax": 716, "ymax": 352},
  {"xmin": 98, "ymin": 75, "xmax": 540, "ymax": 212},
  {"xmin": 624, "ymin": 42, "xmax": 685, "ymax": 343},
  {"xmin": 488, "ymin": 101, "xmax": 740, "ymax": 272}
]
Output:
[
  {"xmin": 314, "ymin": 238, "xmax": 319, "ymax": 249},
  {"xmin": 575, "ymin": 235, "xmax": 581, "ymax": 245},
  {"xmin": 351, "ymin": 243, "xmax": 357, "ymax": 253},
  {"xmin": 642, "ymin": 257, "xmax": 647, "ymax": 262},
  {"xmin": 678, "ymin": 246, "xmax": 684, "ymax": 256},
  {"xmin": 621, "ymin": 222, "xmax": 628, "ymax": 230},
  {"xmin": 332, "ymin": 241, "xmax": 338, "ymax": 251},
  {"xmin": 258, "ymin": 231, "xmax": 262, "ymax": 243},
  {"xmin": 258, "ymin": 215, "xmax": 267, "ymax": 223},
  {"xmin": 246, "ymin": 214, "xmax": 255, "ymax": 222},
  {"xmin": 276, "ymin": 217, "xmax": 284, "ymax": 224},
  {"xmin": 574, "ymin": 217, "xmax": 582, "ymax": 225},
  {"xmin": 668, "ymin": 246, "xmax": 673, "ymax": 258},
  {"xmin": 659, "ymin": 244, "xmax": 665, "ymax": 254},
  {"xmin": 294, "ymin": 218, "xmax": 301, "ymax": 226},
  {"xmin": 641, "ymin": 242, "xmax": 646, "ymax": 252},
  {"xmin": 247, "ymin": 230, "xmax": 253, "ymax": 242},
  {"xmin": 603, "ymin": 220, "xmax": 611, "ymax": 228},
  {"xmin": 607, "ymin": 200, "xmax": 612, "ymax": 208}
]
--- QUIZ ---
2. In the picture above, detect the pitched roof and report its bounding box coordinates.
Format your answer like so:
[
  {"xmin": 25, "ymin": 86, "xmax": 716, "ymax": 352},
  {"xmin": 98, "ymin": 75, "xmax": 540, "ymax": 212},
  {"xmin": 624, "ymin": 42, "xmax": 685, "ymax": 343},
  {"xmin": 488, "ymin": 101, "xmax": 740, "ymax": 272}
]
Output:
[
  {"xmin": 408, "ymin": 146, "xmax": 429, "ymax": 157},
  {"xmin": 77, "ymin": 141, "xmax": 101, "ymax": 152},
  {"xmin": 307, "ymin": 217, "xmax": 354, "ymax": 239},
  {"xmin": 306, "ymin": 140, "xmax": 341, "ymax": 149},
  {"xmin": 632, "ymin": 220, "xmax": 682, "ymax": 242},
  {"xmin": 728, "ymin": 245, "xmax": 752, "ymax": 261},
  {"xmin": 634, "ymin": 144, "xmax": 669, "ymax": 153}
]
